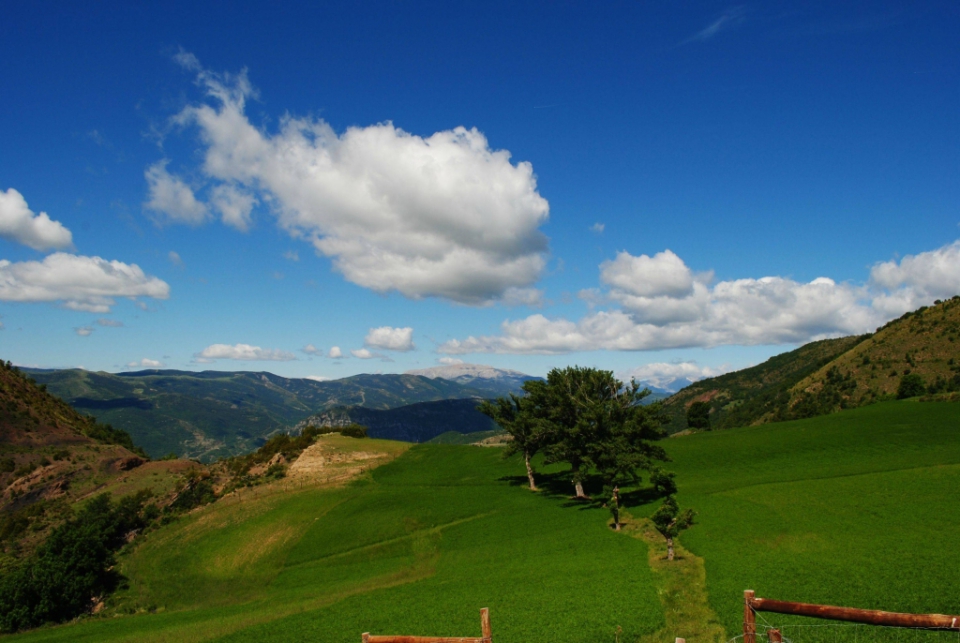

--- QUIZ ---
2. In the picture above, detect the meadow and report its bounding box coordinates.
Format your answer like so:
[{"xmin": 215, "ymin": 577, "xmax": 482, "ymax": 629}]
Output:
[{"xmin": 6, "ymin": 400, "xmax": 960, "ymax": 643}]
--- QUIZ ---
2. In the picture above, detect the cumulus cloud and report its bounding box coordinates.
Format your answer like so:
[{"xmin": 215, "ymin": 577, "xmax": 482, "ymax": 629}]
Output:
[
  {"xmin": 210, "ymin": 183, "xmax": 257, "ymax": 231},
  {"xmin": 301, "ymin": 344, "xmax": 322, "ymax": 355},
  {"xmin": 351, "ymin": 348, "xmax": 376, "ymax": 359},
  {"xmin": 440, "ymin": 240, "xmax": 960, "ymax": 355},
  {"xmin": 364, "ymin": 326, "xmax": 415, "ymax": 352},
  {"xmin": 163, "ymin": 55, "xmax": 549, "ymax": 304},
  {"xmin": 127, "ymin": 358, "xmax": 164, "ymax": 368},
  {"xmin": 870, "ymin": 240, "xmax": 960, "ymax": 313},
  {"xmin": 75, "ymin": 326, "xmax": 93, "ymax": 337},
  {"xmin": 600, "ymin": 250, "xmax": 697, "ymax": 299},
  {"xmin": 305, "ymin": 375, "xmax": 330, "ymax": 382},
  {"xmin": 96, "ymin": 318, "xmax": 124, "ymax": 327},
  {"xmin": 619, "ymin": 362, "xmax": 732, "ymax": 391},
  {"xmin": 0, "ymin": 252, "xmax": 170, "ymax": 313},
  {"xmin": 0, "ymin": 188, "xmax": 73, "ymax": 251},
  {"xmin": 590, "ymin": 223, "xmax": 605, "ymax": 234},
  {"xmin": 196, "ymin": 343, "xmax": 296, "ymax": 361},
  {"xmin": 168, "ymin": 251, "xmax": 184, "ymax": 268},
  {"xmin": 438, "ymin": 357, "xmax": 464, "ymax": 365},
  {"xmin": 144, "ymin": 161, "xmax": 209, "ymax": 225},
  {"xmin": 328, "ymin": 346, "xmax": 343, "ymax": 359}
]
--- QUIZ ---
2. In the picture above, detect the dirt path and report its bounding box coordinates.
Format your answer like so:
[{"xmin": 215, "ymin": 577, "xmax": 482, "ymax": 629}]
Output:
[{"xmin": 620, "ymin": 512, "xmax": 727, "ymax": 643}]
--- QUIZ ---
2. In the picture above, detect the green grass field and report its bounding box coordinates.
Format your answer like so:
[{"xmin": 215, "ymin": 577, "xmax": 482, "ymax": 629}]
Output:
[
  {"xmin": 668, "ymin": 401, "xmax": 960, "ymax": 642},
  {"xmin": 7, "ymin": 400, "xmax": 960, "ymax": 643}
]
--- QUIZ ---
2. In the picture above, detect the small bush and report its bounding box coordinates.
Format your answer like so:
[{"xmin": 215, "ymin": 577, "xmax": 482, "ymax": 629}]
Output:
[
  {"xmin": 340, "ymin": 424, "xmax": 368, "ymax": 439},
  {"xmin": 897, "ymin": 373, "xmax": 926, "ymax": 399}
]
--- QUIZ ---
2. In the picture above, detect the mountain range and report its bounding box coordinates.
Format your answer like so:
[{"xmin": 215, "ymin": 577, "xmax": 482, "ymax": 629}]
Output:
[{"xmin": 26, "ymin": 366, "xmax": 530, "ymax": 461}]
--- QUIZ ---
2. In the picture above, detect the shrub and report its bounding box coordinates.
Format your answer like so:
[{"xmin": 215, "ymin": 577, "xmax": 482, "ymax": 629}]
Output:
[
  {"xmin": 340, "ymin": 424, "xmax": 368, "ymax": 438},
  {"xmin": 897, "ymin": 373, "xmax": 926, "ymax": 399}
]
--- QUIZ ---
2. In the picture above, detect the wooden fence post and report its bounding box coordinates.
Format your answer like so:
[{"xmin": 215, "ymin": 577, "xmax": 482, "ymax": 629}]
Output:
[
  {"xmin": 361, "ymin": 634, "xmax": 369, "ymax": 643},
  {"xmin": 767, "ymin": 628, "xmax": 782, "ymax": 642},
  {"xmin": 481, "ymin": 607, "xmax": 492, "ymax": 642},
  {"xmin": 744, "ymin": 590, "xmax": 756, "ymax": 643}
]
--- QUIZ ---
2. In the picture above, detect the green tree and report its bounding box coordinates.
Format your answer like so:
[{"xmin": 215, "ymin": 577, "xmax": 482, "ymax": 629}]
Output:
[
  {"xmin": 897, "ymin": 373, "xmax": 926, "ymax": 399},
  {"xmin": 531, "ymin": 366, "xmax": 667, "ymax": 499},
  {"xmin": 686, "ymin": 401, "xmax": 711, "ymax": 430},
  {"xmin": 651, "ymin": 495, "xmax": 695, "ymax": 561},
  {"xmin": 478, "ymin": 392, "xmax": 546, "ymax": 490},
  {"xmin": 649, "ymin": 466, "xmax": 677, "ymax": 497}
]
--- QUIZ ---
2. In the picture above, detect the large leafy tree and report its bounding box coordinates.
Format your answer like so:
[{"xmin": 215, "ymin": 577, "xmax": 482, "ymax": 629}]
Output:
[
  {"xmin": 477, "ymin": 391, "xmax": 546, "ymax": 490},
  {"xmin": 532, "ymin": 366, "xmax": 667, "ymax": 499}
]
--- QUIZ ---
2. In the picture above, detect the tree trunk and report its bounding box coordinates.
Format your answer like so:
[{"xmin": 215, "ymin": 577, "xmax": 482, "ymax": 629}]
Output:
[
  {"xmin": 524, "ymin": 451, "xmax": 537, "ymax": 491},
  {"xmin": 666, "ymin": 536, "xmax": 675, "ymax": 561},
  {"xmin": 574, "ymin": 479, "xmax": 586, "ymax": 498}
]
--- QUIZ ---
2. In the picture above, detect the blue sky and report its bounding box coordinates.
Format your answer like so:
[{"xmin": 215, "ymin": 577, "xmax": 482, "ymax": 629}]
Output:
[{"xmin": 1, "ymin": 1, "xmax": 958, "ymax": 386}]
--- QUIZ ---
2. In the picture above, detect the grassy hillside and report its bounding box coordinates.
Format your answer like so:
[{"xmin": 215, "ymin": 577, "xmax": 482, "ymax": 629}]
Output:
[
  {"xmin": 7, "ymin": 398, "xmax": 960, "ymax": 642},
  {"xmin": 661, "ymin": 335, "xmax": 866, "ymax": 432},
  {"xmin": 28, "ymin": 369, "xmax": 492, "ymax": 460},
  {"xmin": 8, "ymin": 442, "xmax": 663, "ymax": 643},
  {"xmin": 791, "ymin": 296, "xmax": 960, "ymax": 408}
]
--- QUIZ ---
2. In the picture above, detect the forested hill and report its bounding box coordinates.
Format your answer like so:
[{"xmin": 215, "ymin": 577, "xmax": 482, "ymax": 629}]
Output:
[
  {"xmin": 662, "ymin": 334, "xmax": 867, "ymax": 432},
  {"xmin": 663, "ymin": 296, "xmax": 960, "ymax": 433},
  {"xmin": 27, "ymin": 369, "xmax": 495, "ymax": 461}
]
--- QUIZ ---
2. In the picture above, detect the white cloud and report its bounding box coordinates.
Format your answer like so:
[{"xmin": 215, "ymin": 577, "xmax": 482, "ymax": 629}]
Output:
[
  {"xmin": 440, "ymin": 240, "xmax": 960, "ymax": 355},
  {"xmin": 166, "ymin": 56, "xmax": 550, "ymax": 304},
  {"xmin": 127, "ymin": 358, "xmax": 164, "ymax": 368},
  {"xmin": 96, "ymin": 318, "xmax": 124, "ymax": 327},
  {"xmin": 327, "ymin": 346, "xmax": 343, "ymax": 359},
  {"xmin": 590, "ymin": 222, "xmax": 605, "ymax": 234},
  {"xmin": 438, "ymin": 357, "xmax": 464, "ymax": 365},
  {"xmin": 364, "ymin": 326, "xmax": 415, "ymax": 352},
  {"xmin": 0, "ymin": 188, "xmax": 73, "ymax": 251},
  {"xmin": 168, "ymin": 251, "xmax": 184, "ymax": 268},
  {"xmin": 196, "ymin": 343, "xmax": 296, "ymax": 361},
  {"xmin": 600, "ymin": 250, "xmax": 696, "ymax": 298},
  {"xmin": 305, "ymin": 375, "xmax": 330, "ymax": 382},
  {"xmin": 0, "ymin": 252, "xmax": 170, "ymax": 313},
  {"xmin": 870, "ymin": 240, "xmax": 960, "ymax": 311},
  {"xmin": 210, "ymin": 183, "xmax": 257, "ymax": 231},
  {"xmin": 75, "ymin": 326, "xmax": 93, "ymax": 337},
  {"xmin": 283, "ymin": 250, "xmax": 299, "ymax": 262},
  {"xmin": 301, "ymin": 344, "xmax": 322, "ymax": 355},
  {"xmin": 144, "ymin": 161, "xmax": 209, "ymax": 225},
  {"xmin": 618, "ymin": 362, "xmax": 732, "ymax": 391},
  {"xmin": 351, "ymin": 348, "xmax": 376, "ymax": 359}
]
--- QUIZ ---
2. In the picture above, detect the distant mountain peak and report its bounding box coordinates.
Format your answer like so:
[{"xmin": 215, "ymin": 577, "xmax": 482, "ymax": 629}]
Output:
[{"xmin": 405, "ymin": 363, "xmax": 533, "ymax": 381}]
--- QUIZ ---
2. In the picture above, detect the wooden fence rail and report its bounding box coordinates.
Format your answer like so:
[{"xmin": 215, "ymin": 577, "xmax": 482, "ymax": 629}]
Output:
[
  {"xmin": 362, "ymin": 608, "xmax": 492, "ymax": 643},
  {"xmin": 744, "ymin": 590, "xmax": 960, "ymax": 643}
]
